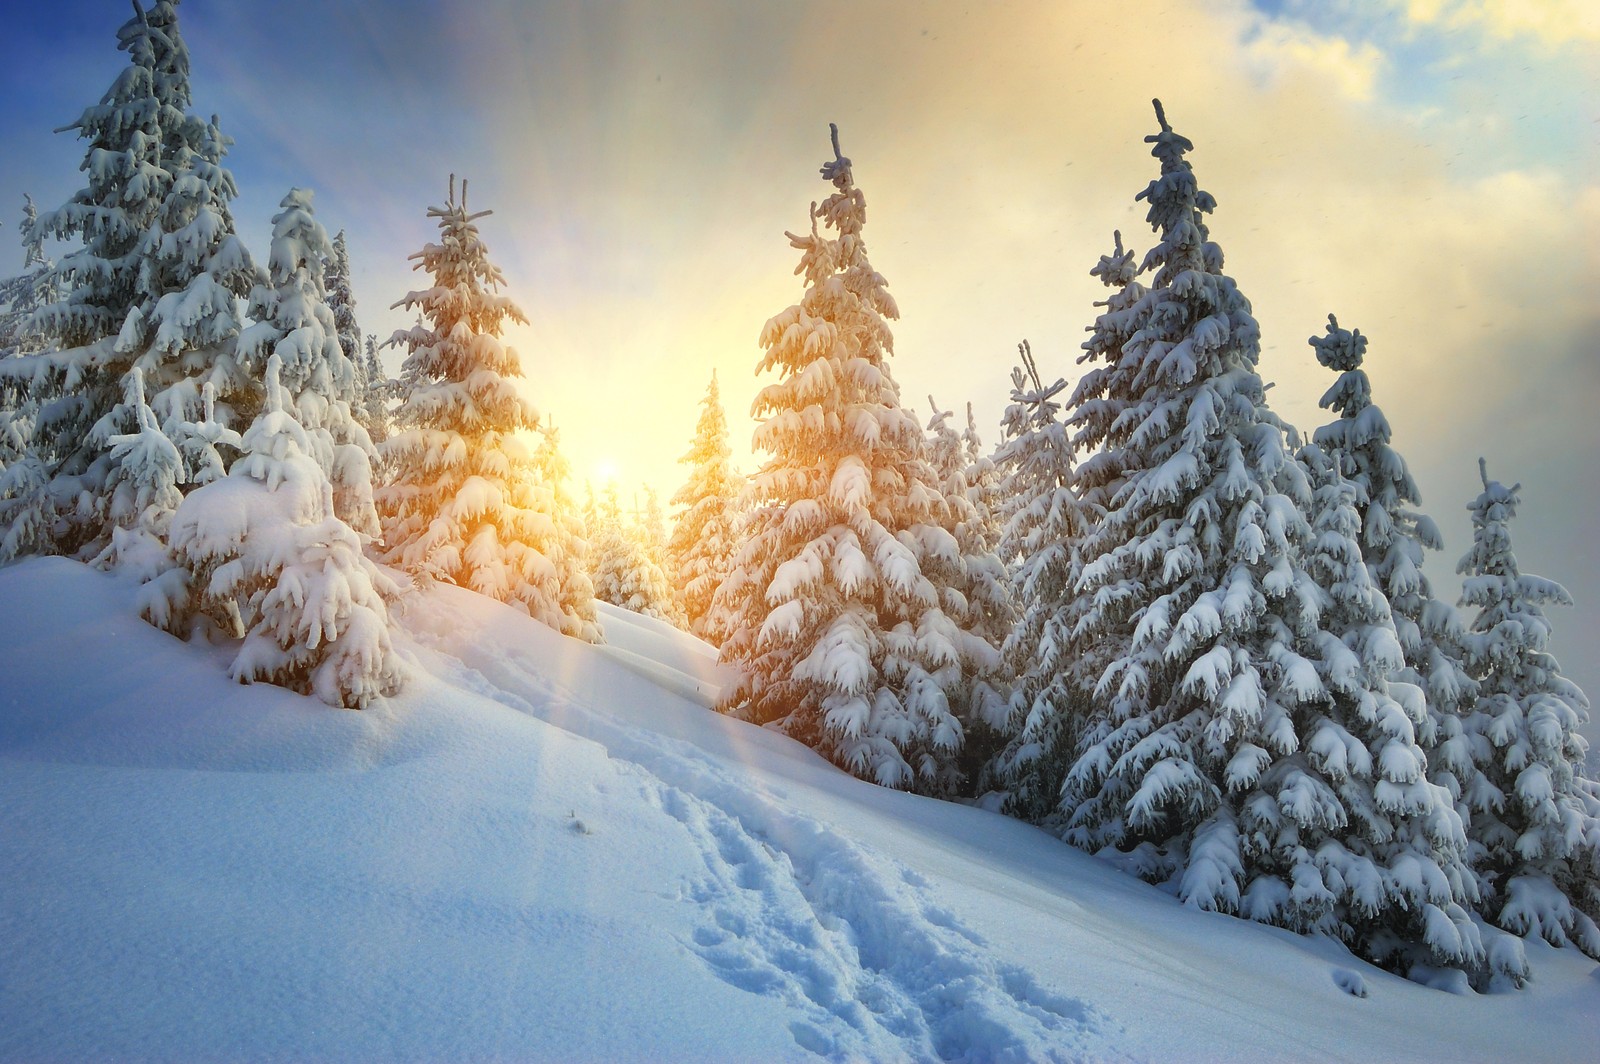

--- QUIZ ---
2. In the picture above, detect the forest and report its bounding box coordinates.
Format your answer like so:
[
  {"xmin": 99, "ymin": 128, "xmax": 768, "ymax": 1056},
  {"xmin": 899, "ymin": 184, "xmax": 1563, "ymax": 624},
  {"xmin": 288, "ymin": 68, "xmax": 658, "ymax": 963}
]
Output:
[{"xmin": 0, "ymin": 0, "xmax": 1595, "ymax": 997}]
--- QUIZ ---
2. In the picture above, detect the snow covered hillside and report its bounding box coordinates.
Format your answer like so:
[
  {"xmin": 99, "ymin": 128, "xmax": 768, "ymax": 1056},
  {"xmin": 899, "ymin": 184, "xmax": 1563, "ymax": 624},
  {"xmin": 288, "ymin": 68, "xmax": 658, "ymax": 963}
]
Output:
[{"xmin": 1, "ymin": 558, "xmax": 1595, "ymax": 1063}]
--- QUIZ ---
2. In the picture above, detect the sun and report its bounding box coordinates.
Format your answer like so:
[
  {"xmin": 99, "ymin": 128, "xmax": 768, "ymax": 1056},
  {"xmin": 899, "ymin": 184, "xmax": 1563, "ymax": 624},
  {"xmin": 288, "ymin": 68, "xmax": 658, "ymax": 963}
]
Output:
[{"xmin": 593, "ymin": 458, "xmax": 620, "ymax": 486}]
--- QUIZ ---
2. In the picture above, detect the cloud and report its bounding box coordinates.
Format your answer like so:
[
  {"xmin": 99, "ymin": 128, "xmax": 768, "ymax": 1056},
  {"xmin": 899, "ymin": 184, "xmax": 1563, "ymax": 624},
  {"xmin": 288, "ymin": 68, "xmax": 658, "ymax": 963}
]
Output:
[
  {"xmin": 1243, "ymin": 18, "xmax": 1388, "ymax": 101},
  {"xmin": 1399, "ymin": 0, "xmax": 1600, "ymax": 47}
]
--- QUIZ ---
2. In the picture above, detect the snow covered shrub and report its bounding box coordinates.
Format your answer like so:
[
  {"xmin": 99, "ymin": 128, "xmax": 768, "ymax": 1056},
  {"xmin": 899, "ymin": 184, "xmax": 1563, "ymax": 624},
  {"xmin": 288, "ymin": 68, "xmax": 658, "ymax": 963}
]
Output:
[
  {"xmin": 150, "ymin": 356, "xmax": 403, "ymax": 709},
  {"xmin": 714, "ymin": 125, "xmax": 1001, "ymax": 795}
]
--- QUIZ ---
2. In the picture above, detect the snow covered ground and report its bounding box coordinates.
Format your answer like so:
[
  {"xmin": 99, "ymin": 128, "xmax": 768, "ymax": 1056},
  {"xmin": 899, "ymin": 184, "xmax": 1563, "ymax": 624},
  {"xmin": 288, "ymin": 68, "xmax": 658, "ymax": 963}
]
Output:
[{"xmin": 1, "ymin": 557, "xmax": 1595, "ymax": 1063}]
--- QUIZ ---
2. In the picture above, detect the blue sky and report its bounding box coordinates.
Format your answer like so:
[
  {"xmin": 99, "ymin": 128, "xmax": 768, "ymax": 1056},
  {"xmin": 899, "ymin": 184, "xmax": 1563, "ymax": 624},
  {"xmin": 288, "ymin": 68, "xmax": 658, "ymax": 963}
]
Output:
[{"xmin": 2, "ymin": 0, "xmax": 1596, "ymax": 729}]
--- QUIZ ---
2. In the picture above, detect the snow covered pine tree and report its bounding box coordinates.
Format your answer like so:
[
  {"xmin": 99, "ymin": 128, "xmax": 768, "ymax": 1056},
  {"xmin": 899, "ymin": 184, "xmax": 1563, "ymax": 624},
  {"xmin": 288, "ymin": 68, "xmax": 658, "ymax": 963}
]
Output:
[
  {"xmin": 1310, "ymin": 314, "xmax": 1507, "ymax": 897},
  {"xmin": 715, "ymin": 125, "xmax": 999, "ymax": 795},
  {"xmin": 1056, "ymin": 102, "xmax": 1483, "ymax": 979},
  {"xmin": 323, "ymin": 229, "xmax": 368, "ymax": 419},
  {"xmin": 986, "ymin": 340, "xmax": 1092, "ymax": 818},
  {"xmin": 668, "ymin": 372, "xmax": 744, "ymax": 645},
  {"xmin": 236, "ymin": 190, "xmax": 380, "ymax": 542},
  {"xmin": 0, "ymin": 0, "xmax": 256, "ymax": 563},
  {"xmin": 0, "ymin": 195, "xmax": 59, "ymax": 475},
  {"xmin": 590, "ymin": 485, "xmax": 683, "ymax": 625},
  {"xmin": 378, "ymin": 177, "xmax": 598, "ymax": 640},
  {"xmin": 1457, "ymin": 461, "xmax": 1600, "ymax": 961}
]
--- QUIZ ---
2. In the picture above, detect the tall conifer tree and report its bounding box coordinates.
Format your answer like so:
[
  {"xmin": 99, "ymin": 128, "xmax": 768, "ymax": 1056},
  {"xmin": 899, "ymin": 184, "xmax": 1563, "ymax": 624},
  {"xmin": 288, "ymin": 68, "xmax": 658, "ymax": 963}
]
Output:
[
  {"xmin": 669, "ymin": 372, "xmax": 743, "ymax": 644},
  {"xmin": 988, "ymin": 341, "xmax": 1092, "ymax": 817},
  {"xmin": 715, "ymin": 126, "xmax": 999, "ymax": 794},
  {"xmin": 1457, "ymin": 462, "xmax": 1600, "ymax": 959},
  {"xmin": 1057, "ymin": 103, "xmax": 1481, "ymax": 976},
  {"xmin": 379, "ymin": 177, "xmax": 596, "ymax": 640},
  {"xmin": 1311, "ymin": 315, "xmax": 1490, "ymax": 832},
  {"xmin": 236, "ymin": 190, "xmax": 379, "ymax": 540},
  {"xmin": 0, "ymin": 0, "xmax": 256, "ymax": 561}
]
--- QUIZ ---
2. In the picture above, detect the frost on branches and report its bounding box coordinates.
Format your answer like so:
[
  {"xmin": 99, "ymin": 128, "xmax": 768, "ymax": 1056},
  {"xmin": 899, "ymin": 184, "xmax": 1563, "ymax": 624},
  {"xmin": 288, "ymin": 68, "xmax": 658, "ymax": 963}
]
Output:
[
  {"xmin": 378, "ymin": 177, "xmax": 597, "ymax": 641},
  {"xmin": 1457, "ymin": 461, "xmax": 1600, "ymax": 959},
  {"xmin": 668, "ymin": 372, "xmax": 744, "ymax": 645},
  {"xmin": 1056, "ymin": 102, "xmax": 1482, "ymax": 978},
  {"xmin": 986, "ymin": 340, "xmax": 1091, "ymax": 819},
  {"xmin": 0, "ymin": 0, "xmax": 257, "ymax": 562},
  {"xmin": 715, "ymin": 126, "xmax": 1000, "ymax": 795},
  {"xmin": 150, "ymin": 355, "xmax": 404, "ymax": 709}
]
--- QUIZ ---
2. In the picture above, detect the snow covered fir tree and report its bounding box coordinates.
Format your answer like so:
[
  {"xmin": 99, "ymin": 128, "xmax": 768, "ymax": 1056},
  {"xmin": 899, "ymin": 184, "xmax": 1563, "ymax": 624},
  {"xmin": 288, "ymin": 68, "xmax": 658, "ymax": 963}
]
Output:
[
  {"xmin": 1309, "ymin": 314, "xmax": 1500, "ymax": 868},
  {"xmin": 667, "ymin": 372, "xmax": 743, "ymax": 645},
  {"xmin": 1456, "ymin": 461, "xmax": 1600, "ymax": 958},
  {"xmin": 0, "ymin": 195, "xmax": 58, "ymax": 473},
  {"xmin": 985, "ymin": 339, "xmax": 1092, "ymax": 818},
  {"xmin": 589, "ymin": 484, "xmax": 684, "ymax": 626},
  {"xmin": 0, "ymin": 0, "xmax": 1595, "ymax": 1014},
  {"xmin": 530, "ymin": 421, "xmax": 600, "ymax": 643},
  {"xmin": 1015, "ymin": 101, "xmax": 1491, "ymax": 979},
  {"xmin": 0, "ymin": 0, "xmax": 257, "ymax": 563},
  {"xmin": 237, "ymin": 189, "xmax": 380, "ymax": 542},
  {"xmin": 714, "ymin": 125, "xmax": 1002, "ymax": 795},
  {"xmin": 378, "ymin": 177, "xmax": 599, "ymax": 642}
]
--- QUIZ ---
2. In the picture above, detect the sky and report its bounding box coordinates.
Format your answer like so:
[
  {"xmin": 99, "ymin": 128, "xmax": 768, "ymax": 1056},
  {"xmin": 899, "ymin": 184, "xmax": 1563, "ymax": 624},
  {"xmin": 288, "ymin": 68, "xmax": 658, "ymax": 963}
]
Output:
[{"xmin": 1, "ymin": 0, "xmax": 1596, "ymax": 729}]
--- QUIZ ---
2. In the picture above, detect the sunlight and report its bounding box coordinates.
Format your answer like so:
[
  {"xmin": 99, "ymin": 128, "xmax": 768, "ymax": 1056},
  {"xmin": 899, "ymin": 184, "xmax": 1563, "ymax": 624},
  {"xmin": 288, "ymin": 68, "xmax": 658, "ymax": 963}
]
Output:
[{"xmin": 593, "ymin": 458, "xmax": 621, "ymax": 487}]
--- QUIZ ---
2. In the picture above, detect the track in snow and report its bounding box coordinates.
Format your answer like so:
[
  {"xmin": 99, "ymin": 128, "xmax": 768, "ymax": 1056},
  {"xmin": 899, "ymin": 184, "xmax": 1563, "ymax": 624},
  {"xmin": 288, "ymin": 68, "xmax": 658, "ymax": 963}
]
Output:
[{"xmin": 404, "ymin": 601, "xmax": 1119, "ymax": 1062}]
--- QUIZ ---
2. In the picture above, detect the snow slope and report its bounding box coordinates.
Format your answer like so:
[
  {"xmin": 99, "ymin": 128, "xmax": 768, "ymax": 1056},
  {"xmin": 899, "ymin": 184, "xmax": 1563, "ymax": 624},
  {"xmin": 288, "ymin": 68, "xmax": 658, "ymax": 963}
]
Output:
[{"xmin": 0, "ymin": 558, "xmax": 1594, "ymax": 1063}]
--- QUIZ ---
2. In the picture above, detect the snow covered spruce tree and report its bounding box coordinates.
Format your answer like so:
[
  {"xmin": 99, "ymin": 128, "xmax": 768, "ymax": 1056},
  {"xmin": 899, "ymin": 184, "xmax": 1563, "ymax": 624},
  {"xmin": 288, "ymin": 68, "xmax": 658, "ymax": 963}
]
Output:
[
  {"xmin": 960, "ymin": 401, "xmax": 1004, "ymax": 561},
  {"xmin": 985, "ymin": 341, "xmax": 1093, "ymax": 817},
  {"xmin": 1456, "ymin": 461, "xmax": 1600, "ymax": 958},
  {"xmin": 1055, "ymin": 103, "xmax": 1482, "ymax": 977},
  {"xmin": 715, "ymin": 125, "xmax": 1001, "ymax": 794},
  {"xmin": 985, "ymin": 238, "xmax": 1141, "ymax": 818},
  {"xmin": 359, "ymin": 334, "xmax": 391, "ymax": 442},
  {"xmin": 0, "ymin": 196, "xmax": 59, "ymax": 473},
  {"xmin": 237, "ymin": 189, "xmax": 379, "ymax": 541},
  {"xmin": 152, "ymin": 355, "xmax": 404, "ymax": 708},
  {"xmin": 0, "ymin": 0, "xmax": 257, "ymax": 562},
  {"xmin": 323, "ymin": 230, "xmax": 365, "ymax": 410},
  {"xmin": 379, "ymin": 177, "xmax": 598, "ymax": 640},
  {"xmin": 530, "ymin": 422, "xmax": 600, "ymax": 642},
  {"xmin": 926, "ymin": 394, "xmax": 1012, "ymax": 646},
  {"xmin": 590, "ymin": 485, "xmax": 684, "ymax": 625},
  {"xmin": 0, "ymin": 196, "xmax": 57, "ymax": 362},
  {"xmin": 668, "ymin": 372, "xmax": 744, "ymax": 644},
  {"xmin": 1311, "ymin": 315, "xmax": 1491, "ymax": 831}
]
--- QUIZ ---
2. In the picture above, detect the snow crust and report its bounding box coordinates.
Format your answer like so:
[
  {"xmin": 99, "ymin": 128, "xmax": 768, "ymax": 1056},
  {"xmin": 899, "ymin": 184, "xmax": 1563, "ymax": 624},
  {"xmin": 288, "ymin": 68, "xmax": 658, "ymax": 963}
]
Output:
[{"xmin": 1, "ymin": 557, "xmax": 1595, "ymax": 1062}]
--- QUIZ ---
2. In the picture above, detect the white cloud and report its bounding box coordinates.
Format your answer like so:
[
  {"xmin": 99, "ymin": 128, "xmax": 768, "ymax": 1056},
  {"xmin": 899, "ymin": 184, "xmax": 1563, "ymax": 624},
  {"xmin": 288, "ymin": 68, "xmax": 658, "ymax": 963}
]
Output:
[
  {"xmin": 1244, "ymin": 19, "xmax": 1388, "ymax": 101},
  {"xmin": 1399, "ymin": 0, "xmax": 1600, "ymax": 47}
]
